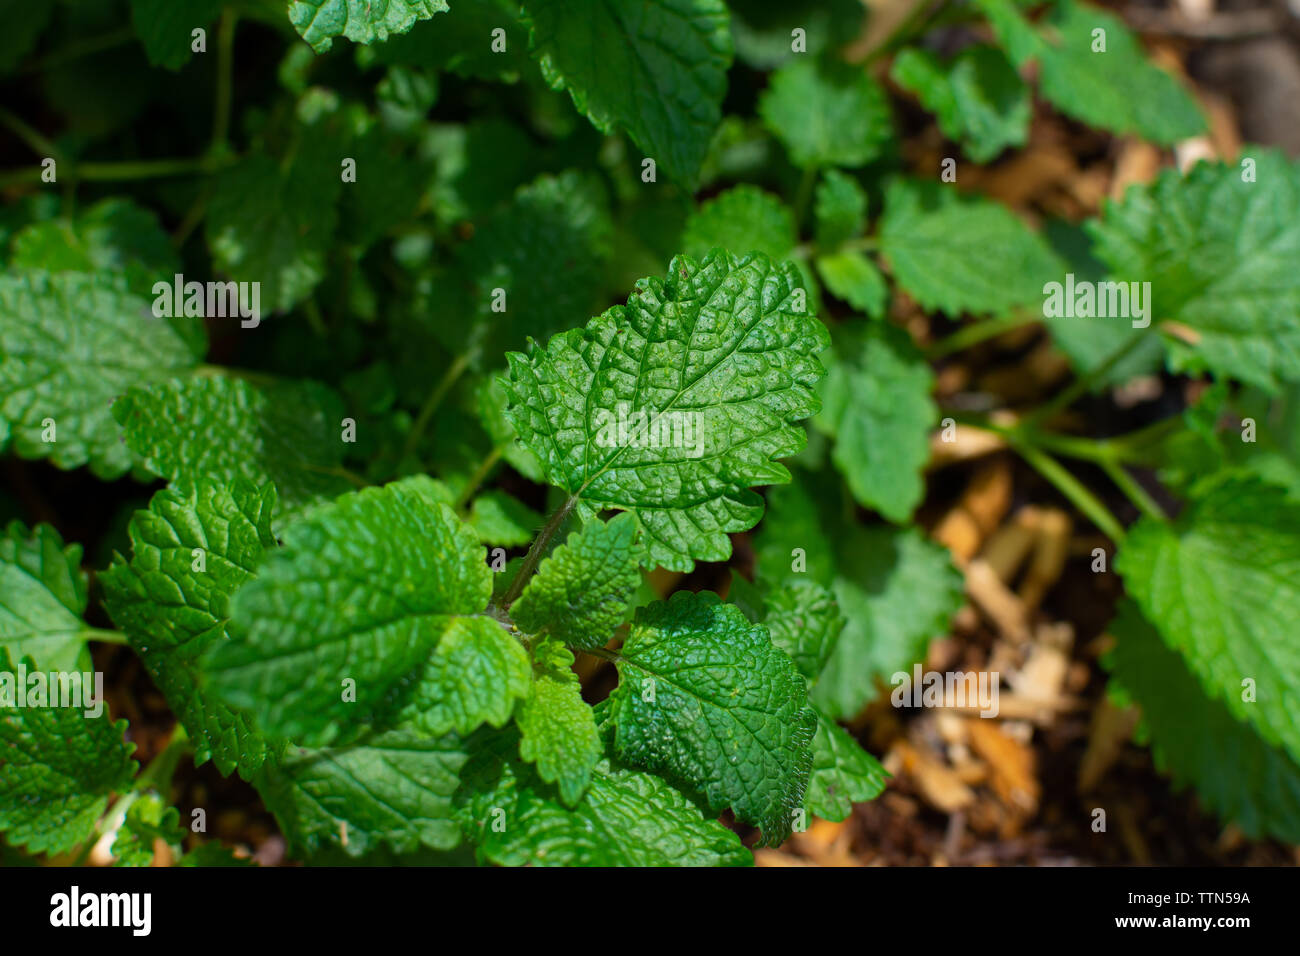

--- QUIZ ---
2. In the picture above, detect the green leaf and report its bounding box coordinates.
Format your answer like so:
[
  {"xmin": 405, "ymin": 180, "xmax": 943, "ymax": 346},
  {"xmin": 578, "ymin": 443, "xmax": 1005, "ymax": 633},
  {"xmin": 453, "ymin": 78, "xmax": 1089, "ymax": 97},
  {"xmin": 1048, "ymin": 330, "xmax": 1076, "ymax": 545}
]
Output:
[
  {"xmin": 467, "ymin": 491, "xmax": 543, "ymax": 548},
  {"xmin": 682, "ymin": 185, "xmax": 796, "ymax": 261},
  {"xmin": 880, "ymin": 178, "xmax": 1064, "ymax": 316},
  {"xmin": 0, "ymin": 272, "xmax": 202, "ymax": 479},
  {"xmin": 450, "ymin": 170, "xmax": 614, "ymax": 361},
  {"xmin": 0, "ymin": 522, "xmax": 92, "ymax": 673},
  {"xmin": 977, "ymin": 0, "xmax": 1204, "ymax": 144},
  {"xmin": 113, "ymin": 375, "xmax": 352, "ymax": 526},
  {"xmin": 608, "ymin": 591, "xmax": 817, "ymax": 845},
  {"xmin": 511, "ymin": 513, "xmax": 641, "ymax": 650},
  {"xmin": 520, "ymin": 0, "xmax": 733, "ymax": 185},
  {"xmin": 206, "ymin": 149, "xmax": 340, "ymax": 313},
  {"xmin": 814, "ymin": 323, "xmax": 936, "ymax": 521},
  {"xmin": 111, "ymin": 792, "xmax": 184, "ymax": 866},
  {"xmin": 516, "ymin": 641, "xmax": 601, "ymax": 806},
  {"xmin": 375, "ymin": 0, "xmax": 529, "ymax": 80},
  {"xmin": 759, "ymin": 56, "xmax": 893, "ymax": 169},
  {"xmin": 1106, "ymin": 601, "xmax": 1300, "ymax": 842},
  {"xmin": 814, "ymin": 250, "xmax": 887, "ymax": 318},
  {"xmin": 729, "ymin": 573, "xmax": 843, "ymax": 684},
  {"xmin": 289, "ymin": 0, "xmax": 450, "ymax": 53},
  {"xmin": 0, "ymin": 652, "xmax": 137, "ymax": 856},
  {"xmin": 503, "ymin": 250, "xmax": 830, "ymax": 572},
  {"xmin": 1038, "ymin": 218, "xmax": 1166, "ymax": 387},
  {"xmin": 890, "ymin": 46, "xmax": 1029, "ymax": 163},
  {"xmin": 757, "ymin": 469, "xmax": 964, "ymax": 719},
  {"xmin": 1086, "ymin": 150, "xmax": 1300, "ymax": 391},
  {"xmin": 255, "ymin": 726, "xmax": 468, "ymax": 858},
  {"xmin": 813, "ymin": 170, "xmax": 867, "ymax": 250},
  {"xmin": 130, "ymin": 0, "xmax": 223, "ymax": 70},
  {"xmin": 454, "ymin": 727, "xmax": 750, "ymax": 866},
  {"xmin": 728, "ymin": 0, "xmax": 864, "ymax": 69},
  {"xmin": 477, "ymin": 377, "xmax": 545, "ymax": 483},
  {"xmin": 0, "ymin": 0, "xmax": 52, "ymax": 72},
  {"xmin": 206, "ymin": 476, "xmax": 495, "ymax": 744},
  {"xmin": 100, "ymin": 481, "xmax": 279, "ymax": 778},
  {"xmin": 805, "ymin": 709, "xmax": 888, "ymax": 821},
  {"xmin": 400, "ymin": 615, "xmax": 532, "ymax": 738},
  {"xmin": 1117, "ymin": 476, "xmax": 1300, "ymax": 765}
]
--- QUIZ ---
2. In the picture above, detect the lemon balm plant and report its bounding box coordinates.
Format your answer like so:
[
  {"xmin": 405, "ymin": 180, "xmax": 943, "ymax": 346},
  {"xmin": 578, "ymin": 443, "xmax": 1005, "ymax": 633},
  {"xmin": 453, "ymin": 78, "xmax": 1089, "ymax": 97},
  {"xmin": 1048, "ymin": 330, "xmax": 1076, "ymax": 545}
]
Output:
[{"xmin": 1, "ymin": 0, "xmax": 1299, "ymax": 866}]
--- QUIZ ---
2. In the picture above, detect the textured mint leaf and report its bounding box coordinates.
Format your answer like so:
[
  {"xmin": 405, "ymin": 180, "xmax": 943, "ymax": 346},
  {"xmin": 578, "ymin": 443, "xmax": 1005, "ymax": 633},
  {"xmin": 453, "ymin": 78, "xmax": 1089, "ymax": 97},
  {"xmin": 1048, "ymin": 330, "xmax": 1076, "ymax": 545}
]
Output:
[
  {"xmin": 805, "ymin": 709, "xmax": 888, "ymax": 821},
  {"xmin": 1117, "ymin": 476, "xmax": 1300, "ymax": 765},
  {"xmin": 728, "ymin": 0, "xmax": 864, "ymax": 69},
  {"xmin": 520, "ymin": 0, "xmax": 733, "ymax": 185},
  {"xmin": 757, "ymin": 469, "xmax": 964, "ymax": 719},
  {"xmin": 1106, "ymin": 601, "xmax": 1300, "ymax": 843},
  {"xmin": 1086, "ymin": 151, "xmax": 1300, "ymax": 390},
  {"xmin": 511, "ymin": 513, "xmax": 641, "ymax": 650},
  {"xmin": 0, "ymin": 272, "xmax": 201, "ymax": 478},
  {"xmin": 478, "ymin": 377, "xmax": 545, "ymax": 483},
  {"xmin": 759, "ymin": 56, "xmax": 893, "ymax": 169},
  {"xmin": 114, "ymin": 375, "xmax": 351, "ymax": 527},
  {"xmin": 454, "ymin": 727, "xmax": 750, "ymax": 866},
  {"xmin": 0, "ymin": 522, "xmax": 92, "ymax": 673},
  {"xmin": 8, "ymin": 200, "xmax": 203, "ymax": 356},
  {"xmin": 516, "ymin": 641, "xmax": 601, "ymax": 806},
  {"xmin": 681, "ymin": 185, "xmax": 796, "ymax": 261},
  {"xmin": 503, "ymin": 250, "xmax": 830, "ymax": 572},
  {"xmin": 255, "ymin": 726, "xmax": 469, "ymax": 858},
  {"xmin": 890, "ymin": 45, "xmax": 1029, "ymax": 163},
  {"xmin": 467, "ymin": 491, "xmax": 542, "ymax": 548},
  {"xmin": 400, "ymin": 615, "xmax": 531, "ymax": 738},
  {"xmin": 814, "ymin": 250, "xmax": 887, "ymax": 318},
  {"xmin": 448, "ymin": 171, "xmax": 614, "ymax": 361},
  {"xmin": 100, "ymin": 481, "xmax": 279, "ymax": 779},
  {"xmin": 814, "ymin": 323, "xmax": 936, "ymax": 521},
  {"xmin": 206, "ymin": 476, "xmax": 494, "ymax": 744},
  {"xmin": 978, "ymin": 0, "xmax": 1204, "ymax": 144},
  {"xmin": 813, "ymin": 170, "xmax": 867, "ymax": 250},
  {"xmin": 880, "ymin": 178, "xmax": 1064, "ymax": 316},
  {"xmin": 608, "ymin": 591, "xmax": 816, "ymax": 845},
  {"xmin": 130, "ymin": 0, "xmax": 223, "ymax": 69},
  {"xmin": 289, "ymin": 0, "xmax": 449, "ymax": 53},
  {"xmin": 111, "ymin": 792, "xmax": 184, "ymax": 866},
  {"xmin": 206, "ymin": 149, "xmax": 340, "ymax": 313},
  {"xmin": 0, "ymin": 652, "xmax": 137, "ymax": 856},
  {"xmin": 729, "ymin": 573, "xmax": 843, "ymax": 684}
]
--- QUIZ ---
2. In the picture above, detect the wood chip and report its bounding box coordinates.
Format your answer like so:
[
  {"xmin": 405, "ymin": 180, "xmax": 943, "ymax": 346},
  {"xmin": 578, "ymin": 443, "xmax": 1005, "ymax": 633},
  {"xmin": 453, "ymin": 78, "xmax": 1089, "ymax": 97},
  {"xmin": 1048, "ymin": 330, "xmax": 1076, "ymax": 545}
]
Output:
[
  {"xmin": 965, "ymin": 558, "xmax": 1032, "ymax": 643},
  {"xmin": 890, "ymin": 740, "xmax": 976, "ymax": 813},
  {"xmin": 966, "ymin": 718, "xmax": 1040, "ymax": 814},
  {"xmin": 1078, "ymin": 696, "xmax": 1141, "ymax": 793}
]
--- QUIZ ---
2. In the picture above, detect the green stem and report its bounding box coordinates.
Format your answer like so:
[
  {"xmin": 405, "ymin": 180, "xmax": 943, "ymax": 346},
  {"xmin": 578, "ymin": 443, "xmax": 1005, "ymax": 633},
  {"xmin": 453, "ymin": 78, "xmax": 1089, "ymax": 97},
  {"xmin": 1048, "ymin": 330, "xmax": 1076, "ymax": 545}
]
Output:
[
  {"xmin": 83, "ymin": 627, "xmax": 129, "ymax": 646},
  {"xmin": 581, "ymin": 646, "xmax": 621, "ymax": 663},
  {"xmin": 1099, "ymin": 458, "xmax": 1168, "ymax": 523},
  {"xmin": 791, "ymin": 165, "xmax": 818, "ymax": 232},
  {"xmin": 402, "ymin": 353, "xmax": 471, "ymax": 463},
  {"xmin": 455, "ymin": 447, "xmax": 504, "ymax": 512},
  {"xmin": 211, "ymin": 11, "xmax": 238, "ymax": 155},
  {"xmin": 1014, "ymin": 441, "xmax": 1127, "ymax": 542},
  {"xmin": 0, "ymin": 155, "xmax": 233, "ymax": 190},
  {"xmin": 1022, "ymin": 333, "xmax": 1146, "ymax": 430},
  {"xmin": 500, "ymin": 496, "xmax": 577, "ymax": 608},
  {"xmin": 20, "ymin": 26, "xmax": 135, "ymax": 75},
  {"xmin": 194, "ymin": 363, "xmax": 281, "ymax": 388},
  {"xmin": 0, "ymin": 108, "xmax": 61, "ymax": 162},
  {"xmin": 926, "ymin": 311, "xmax": 1038, "ymax": 359}
]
